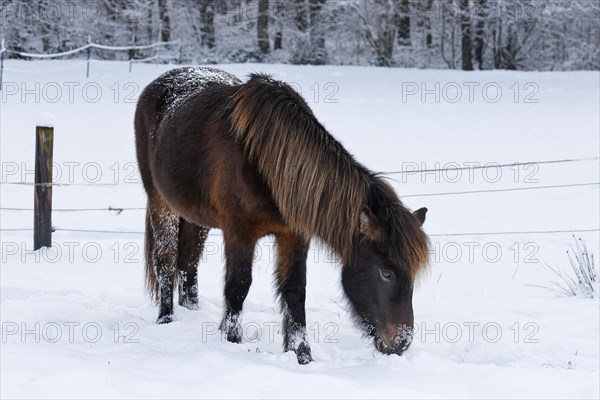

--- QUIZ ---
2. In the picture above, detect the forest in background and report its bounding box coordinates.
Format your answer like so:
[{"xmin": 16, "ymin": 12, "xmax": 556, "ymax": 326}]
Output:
[{"xmin": 1, "ymin": 0, "xmax": 598, "ymax": 70}]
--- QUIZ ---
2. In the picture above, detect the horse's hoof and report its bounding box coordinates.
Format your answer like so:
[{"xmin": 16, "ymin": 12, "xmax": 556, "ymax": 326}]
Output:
[
  {"xmin": 225, "ymin": 330, "xmax": 242, "ymax": 343},
  {"xmin": 220, "ymin": 325, "xmax": 242, "ymax": 343},
  {"xmin": 157, "ymin": 314, "xmax": 174, "ymax": 324},
  {"xmin": 295, "ymin": 343, "xmax": 313, "ymax": 365},
  {"xmin": 220, "ymin": 314, "xmax": 242, "ymax": 343},
  {"xmin": 296, "ymin": 353, "xmax": 313, "ymax": 365}
]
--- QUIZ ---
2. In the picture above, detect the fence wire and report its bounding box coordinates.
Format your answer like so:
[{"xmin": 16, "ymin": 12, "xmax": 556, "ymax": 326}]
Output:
[
  {"xmin": 1, "ymin": 48, "xmax": 598, "ymax": 240},
  {"xmin": 2, "ymin": 40, "xmax": 180, "ymax": 59},
  {"xmin": 1, "ymin": 227, "xmax": 599, "ymax": 238},
  {"xmin": 2, "ymin": 156, "xmax": 598, "ymax": 237}
]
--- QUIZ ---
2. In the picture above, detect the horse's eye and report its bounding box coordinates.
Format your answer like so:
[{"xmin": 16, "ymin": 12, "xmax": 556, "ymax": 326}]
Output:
[{"xmin": 380, "ymin": 269, "xmax": 393, "ymax": 281}]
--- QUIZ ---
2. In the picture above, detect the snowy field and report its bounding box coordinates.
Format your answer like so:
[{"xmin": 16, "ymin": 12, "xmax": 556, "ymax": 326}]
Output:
[{"xmin": 1, "ymin": 60, "xmax": 599, "ymax": 399}]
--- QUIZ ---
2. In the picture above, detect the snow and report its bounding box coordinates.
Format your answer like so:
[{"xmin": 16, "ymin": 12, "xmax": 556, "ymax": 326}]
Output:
[
  {"xmin": 153, "ymin": 66, "xmax": 241, "ymax": 120},
  {"xmin": 1, "ymin": 60, "xmax": 599, "ymax": 399},
  {"xmin": 35, "ymin": 112, "xmax": 55, "ymax": 128}
]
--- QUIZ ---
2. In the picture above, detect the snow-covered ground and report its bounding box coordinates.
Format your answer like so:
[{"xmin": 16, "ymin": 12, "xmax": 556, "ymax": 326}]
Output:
[{"xmin": 1, "ymin": 60, "xmax": 598, "ymax": 399}]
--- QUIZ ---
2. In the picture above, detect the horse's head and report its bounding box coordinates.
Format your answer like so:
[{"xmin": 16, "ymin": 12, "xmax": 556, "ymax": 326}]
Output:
[{"xmin": 342, "ymin": 206, "xmax": 428, "ymax": 356}]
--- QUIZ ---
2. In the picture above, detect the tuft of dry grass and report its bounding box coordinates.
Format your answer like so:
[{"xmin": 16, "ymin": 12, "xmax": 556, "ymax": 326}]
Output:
[{"xmin": 544, "ymin": 236, "xmax": 597, "ymax": 299}]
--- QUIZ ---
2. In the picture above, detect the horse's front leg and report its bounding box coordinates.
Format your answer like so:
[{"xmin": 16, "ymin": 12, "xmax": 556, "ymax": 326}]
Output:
[
  {"xmin": 220, "ymin": 231, "xmax": 257, "ymax": 343},
  {"xmin": 275, "ymin": 233, "xmax": 312, "ymax": 364}
]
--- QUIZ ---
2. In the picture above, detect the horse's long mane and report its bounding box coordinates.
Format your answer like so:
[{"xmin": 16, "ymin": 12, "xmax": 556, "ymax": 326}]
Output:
[{"xmin": 229, "ymin": 73, "xmax": 429, "ymax": 277}]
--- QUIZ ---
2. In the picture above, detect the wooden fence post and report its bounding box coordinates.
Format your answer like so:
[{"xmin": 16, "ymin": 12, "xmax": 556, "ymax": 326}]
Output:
[{"xmin": 34, "ymin": 114, "xmax": 55, "ymax": 250}]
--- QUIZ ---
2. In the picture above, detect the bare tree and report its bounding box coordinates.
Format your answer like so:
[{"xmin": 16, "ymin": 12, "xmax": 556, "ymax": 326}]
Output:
[
  {"xmin": 425, "ymin": 0, "xmax": 433, "ymax": 47},
  {"xmin": 460, "ymin": 0, "xmax": 473, "ymax": 70},
  {"xmin": 474, "ymin": 0, "xmax": 486, "ymax": 69},
  {"xmin": 157, "ymin": 0, "xmax": 171, "ymax": 42},
  {"xmin": 352, "ymin": 0, "xmax": 397, "ymax": 66},
  {"xmin": 2, "ymin": 0, "xmax": 598, "ymax": 70},
  {"xmin": 395, "ymin": 0, "xmax": 410, "ymax": 46},
  {"xmin": 309, "ymin": 0, "xmax": 327, "ymax": 64},
  {"xmin": 257, "ymin": 0, "xmax": 269, "ymax": 53},
  {"xmin": 200, "ymin": 0, "xmax": 215, "ymax": 48},
  {"xmin": 295, "ymin": 0, "xmax": 308, "ymax": 32},
  {"xmin": 273, "ymin": 1, "xmax": 284, "ymax": 50},
  {"xmin": 440, "ymin": 0, "xmax": 458, "ymax": 69}
]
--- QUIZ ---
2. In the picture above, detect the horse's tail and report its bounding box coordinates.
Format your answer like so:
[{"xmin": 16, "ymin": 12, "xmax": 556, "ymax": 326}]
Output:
[{"xmin": 144, "ymin": 203, "xmax": 160, "ymax": 303}]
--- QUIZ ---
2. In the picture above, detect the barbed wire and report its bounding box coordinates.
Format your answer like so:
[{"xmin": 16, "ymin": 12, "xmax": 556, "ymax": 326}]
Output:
[
  {"xmin": 402, "ymin": 182, "xmax": 599, "ymax": 198},
  {"xmin": 0, "ymin": 182, "xmax": 130, "ymax": 187},
  {"xmin": 1, "ymin": 181, "xmax": 132, "ymax": 187},
  {"xmin": 0, "ymin": 207, "xmax": 144, "ymax": 213},
  {"xmin": 1, "ymin": 227, "xmax": 598, "ymax": 237},
  {"xmin": 2, "ymin": 51, "xmax": 597, "ymax": 244},
  {"xmin": 3, "ymin": 157, "xmax": 597, "ymax": 188},
  {"xmin": 383, "ymin": 156, "xmax": 599, "ymax": 175},
  {"xmin": 428, "ymin": 229, "xmax": 600, "ymax": 237},
  {"xmin": 1, "ymin": 181, "xmax": 597, "ymax": 212}
]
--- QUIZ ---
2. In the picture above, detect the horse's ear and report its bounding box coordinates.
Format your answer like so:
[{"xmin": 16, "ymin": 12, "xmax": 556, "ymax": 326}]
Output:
[
  {"xmin": 360, "ymin": 207, "xmax": 386, "ymax": 242},
  {"xmin": 413, "ymin": 207, "xmax": 427, "ymax": 227}
]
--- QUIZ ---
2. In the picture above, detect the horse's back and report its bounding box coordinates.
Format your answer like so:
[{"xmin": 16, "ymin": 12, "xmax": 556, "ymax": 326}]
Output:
[
  {"xmin": 135, "ymin": 67, "xmax": 283, "ymax": 233},
  {"xmin": 134, "ymin": 67, "xmax": 241, "ymax": 197}
]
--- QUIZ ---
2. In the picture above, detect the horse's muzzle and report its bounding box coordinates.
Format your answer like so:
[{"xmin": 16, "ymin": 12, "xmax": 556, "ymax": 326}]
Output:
[{"xmin": 374, "ymin": 324, "xmax": 414, "ymax": 355}]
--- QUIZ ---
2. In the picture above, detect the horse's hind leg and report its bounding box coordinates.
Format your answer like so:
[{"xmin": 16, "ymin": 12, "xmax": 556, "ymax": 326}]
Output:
[
  {"xmin": 148, "ymin": 199, "xmax": 180, "ymax": 324},
  {"xmin": 220, "ymin": 231, "xmax": 257, "ymax": 343},
  {"xmin": 177, "ymin": 218, "xmax": 209, "ymax": 310},
  {"xmin": 275, "ymin": 233, "xmax": 312, "ymax": 364}
]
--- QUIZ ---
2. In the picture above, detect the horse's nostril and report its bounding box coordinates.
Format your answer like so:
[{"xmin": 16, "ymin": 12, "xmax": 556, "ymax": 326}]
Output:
[
  {"xmin": 374, "ymin": 335, "xmax": 407, "ymax": 355},
  {"xmin": 374, "ymin": 336, "xmax": 390, "ymax": 354},
  {"xmin": 374, "ymin": 328, "xmax": 414, "ymax": 355},
  {"xmin": 395, "ymin": 337, "xmax": 412, "ymax": 354}
]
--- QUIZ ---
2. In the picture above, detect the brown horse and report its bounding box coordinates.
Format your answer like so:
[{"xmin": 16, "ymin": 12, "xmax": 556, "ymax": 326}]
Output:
[{"xmin": 134, "ymin": 67, "xmax": 429, "ymax": 364}]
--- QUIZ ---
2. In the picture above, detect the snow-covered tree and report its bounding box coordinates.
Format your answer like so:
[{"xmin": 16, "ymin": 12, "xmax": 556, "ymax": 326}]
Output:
[{"xmin": 0, "ymin": 0, "xmax": 597, "ymax": 70}]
